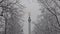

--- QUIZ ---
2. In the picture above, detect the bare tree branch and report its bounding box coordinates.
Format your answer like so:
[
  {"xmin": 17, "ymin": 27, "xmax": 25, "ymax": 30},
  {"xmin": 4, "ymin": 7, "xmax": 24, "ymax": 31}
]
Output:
[
  {"xmin": 40, "ymin": 0, "xmax": 60, "ymax": 27},
  {"xmin": 0, "ymin": 0, "xmax": 4, "ymax": 3},
  {"xmin": 46, "ymin": 7, "xmax": 60, "ymax": 25},
  {"xmin": 0, "ymin": 0, "xmax": 24, "ymax": 34},
  {"xmin": 51, "ymin": 0, "xmax": 60, "ymax": 8},
  {"xmin": 33, "ymin": 0, "xmax": 60, "ymax": 34}
]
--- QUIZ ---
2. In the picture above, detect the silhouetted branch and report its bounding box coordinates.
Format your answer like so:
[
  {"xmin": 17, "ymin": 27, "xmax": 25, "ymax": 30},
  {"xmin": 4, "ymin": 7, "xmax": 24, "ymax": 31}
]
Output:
[
  {"xmin": 0, "ymin": 0, "xmax": 24, "ymax": 34},
  {"xmin": 50, "ymin": 23, "xmax": 60, "ymax": 32},
  {"xmin": 0, "ymin": 0, "xmax": 4, "ymax": 3},
  {"xmin": 32, "ymin": 22, "xmax": 46, "ymax": 33},
  {"xmin": 7, "ymin": 0, "xmax": 18, "ymax": 6},
  {"xmin": 51, "ymin": 0, "xmax": 60, "ymax": 8},
  {"xmin": 46, "ymin": 7, "xmax": 60, "ymax": 25},
  {"xmin": 40, "ymin": 0, "xmax": 60, "ymax": 27}
]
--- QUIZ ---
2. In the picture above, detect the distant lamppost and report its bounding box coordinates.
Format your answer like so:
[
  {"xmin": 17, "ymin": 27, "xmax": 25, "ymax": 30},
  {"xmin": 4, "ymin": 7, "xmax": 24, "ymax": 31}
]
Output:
[{"xmin": 28, "ymin": 12, "xmax": 31, "ymax": 34}]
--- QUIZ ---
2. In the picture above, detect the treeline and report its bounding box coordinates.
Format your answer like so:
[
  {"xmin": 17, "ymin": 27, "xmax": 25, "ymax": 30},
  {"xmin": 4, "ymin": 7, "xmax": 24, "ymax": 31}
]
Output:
[
  {"xmin": 32, "ymin": 0, "xmax": 60, "ymax": 34},
  {"xmin": 0, "ymin": 0, "xmax": 24, "ymax": 34}
]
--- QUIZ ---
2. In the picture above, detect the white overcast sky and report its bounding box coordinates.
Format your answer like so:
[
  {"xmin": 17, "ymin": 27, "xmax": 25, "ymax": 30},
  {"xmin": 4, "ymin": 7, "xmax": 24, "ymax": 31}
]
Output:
[{"xmin": 20, "ymin": 0, "xmax": 42, "ymax": 34}]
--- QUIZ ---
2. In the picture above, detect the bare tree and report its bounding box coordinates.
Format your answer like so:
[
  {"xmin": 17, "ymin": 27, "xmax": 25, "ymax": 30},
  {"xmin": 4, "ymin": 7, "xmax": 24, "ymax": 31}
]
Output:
[
  {"xmin": 32, "ymin": 0, "xmax": 60, "ymax": 34},
  {"xmin": 0, "ymin": 0, "xmax": 24, "ymax": 34}
]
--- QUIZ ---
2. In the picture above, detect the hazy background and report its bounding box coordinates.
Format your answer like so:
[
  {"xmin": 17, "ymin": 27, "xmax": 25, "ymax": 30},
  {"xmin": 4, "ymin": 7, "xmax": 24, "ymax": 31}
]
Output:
[{"xmin": 20, "ymin": 0, "xmax": 42, "ymax": 34}]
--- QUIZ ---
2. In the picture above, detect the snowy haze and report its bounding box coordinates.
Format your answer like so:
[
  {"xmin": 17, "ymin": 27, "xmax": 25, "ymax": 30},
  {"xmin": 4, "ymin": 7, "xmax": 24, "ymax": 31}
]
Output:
[{"xmin": 20, "ymin": 0, "xmax": 42, "ymax": 34}]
